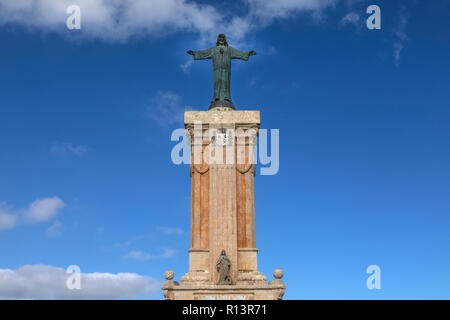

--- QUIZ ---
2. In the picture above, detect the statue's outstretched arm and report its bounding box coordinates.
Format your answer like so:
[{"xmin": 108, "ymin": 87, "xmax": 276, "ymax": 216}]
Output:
[
  {"xmin": 187, "ymin": 47, "xmax": 213, "ymax": 60},
  {"xmin": 231, "ymin": 47, "xmax": 256, "ymax": 61}
]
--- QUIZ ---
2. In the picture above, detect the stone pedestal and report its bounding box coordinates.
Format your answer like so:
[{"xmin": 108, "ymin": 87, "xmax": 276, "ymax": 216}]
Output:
[{"xmin": 162, "ymin": 109, "xmax": 285, "ymax": 300}]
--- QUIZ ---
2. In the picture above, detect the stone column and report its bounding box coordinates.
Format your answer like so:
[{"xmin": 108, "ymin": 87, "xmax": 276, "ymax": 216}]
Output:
[
  {"xmin": 182, "ymin": 123, "xmax": 211, "ymax": 285},
  {"xmin": 190, "ymin": 141, "xmax": 210, "ymax": 250},
  {"xmin": 235, "ymin": 126, "xmax": 260, "ymax": 278},
  {"xmin": 184, "ymin": 110, "xmax": 261, "ymax": 285},
  {"xmin": 236, "ymin": 125, "xmax": 258, "ymax": 249}
]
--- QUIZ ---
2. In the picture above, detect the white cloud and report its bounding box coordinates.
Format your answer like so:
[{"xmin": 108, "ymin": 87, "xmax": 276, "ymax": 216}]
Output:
[
  {"xmin": 0, "ymin": 0, "xmax": 222, "ymax": 42},
  {"xmin": 1, "ymin": 198, "xmax": 65, "ymax": 232},
  {"xmin": 246, "ymin": 0, "xmax": 336, "ymax": 25},
  {"xmin": 340, "ymin": 11, "xmax": 360, "ymax": 25},
  {"xmin": 162, "ymin": 248, "xmax": 176, "ymax": 258},
  {"xmin": 180, "ymin": 59, "xmax": 193, "ymax": 74},
  {"xmin": 158, "ymin": 227, "xmax": 184, "ymax": 235},
  {"xmin": 0, "ymin": 212, "xmax": 18, "ymax": 230},
  {"xmin": 124, "ymin": 250, "xmax": 153, "ymax": 261},
  {"xmin": 0, "ymin": 265, "xmax": 160, "ymax": 299},
  {"xmin": 145, "ymin": 90, "xmax": 185, "ymax": 126},
  {"xmin": 24, "ymin": 197, "xmax": 66, "ymax": 223},
  {"xmin": 393, "ymin": 9, "xmax": 409, "ymax": 68},
  {"xmin": 393, "ymin": 42, "xmax": 404, "ymax": 68},
  {"xmin": 0, "ymin": 203, "xmax": 18, "ymax": 230},
  {"xmin": 51, "ymin": 142, "xmax": 87, "ymax": 156},
  {"xmin": 249, "ymin": 77, "xmax": 258, "ymax": 87},
  {"xmin": 45, "ymin": 220, "xmax": 62, "ymax": 237},
  {"xmin": 0, "ymin": 0, "xmax": 339, "ymax": 43},
  {"xmin": 124, "ymin": 248, "xmax": 176, "ymax": 261}
]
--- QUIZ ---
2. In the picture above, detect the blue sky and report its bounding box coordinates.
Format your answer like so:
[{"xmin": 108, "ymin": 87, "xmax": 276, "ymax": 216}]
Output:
[{"xmin": 0, "ymin": 0, "xmax": 449, "ymax": 299}]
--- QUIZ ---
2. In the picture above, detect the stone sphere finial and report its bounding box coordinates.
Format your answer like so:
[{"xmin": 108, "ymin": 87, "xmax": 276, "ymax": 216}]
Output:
[
  {"xmin": 273, "ymin": 268, "xmax": 284, "ymax": 280},
  {"xmin": 164, "ymin": 270, "xmax": 174, "ymax": 281}
]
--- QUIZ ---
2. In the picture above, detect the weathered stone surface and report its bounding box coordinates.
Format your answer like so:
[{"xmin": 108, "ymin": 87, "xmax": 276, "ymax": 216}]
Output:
[
  {"xmin": 164, "ymin": 270, "xmax": 174, "ymax": 280},
  {"xmin": 185, "ymin": 110, "xmax": 260, "ymax": 126},
  {"xmin": 162, "ymin": 280, "xmax": 286, "ymax": 300},
  {"xmin": 237, "ymin": 248, "xmax": 259, "ymax": 272}
]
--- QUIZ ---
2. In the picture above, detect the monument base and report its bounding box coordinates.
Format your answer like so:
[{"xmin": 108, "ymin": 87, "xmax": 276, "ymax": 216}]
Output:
[
  {"xmin": 162, "ymin": 269, "xmax": 286, "ymax": 300},
  {"xmin": 162, "ymin": 283, "xmax": 286, "ymax": 300}
]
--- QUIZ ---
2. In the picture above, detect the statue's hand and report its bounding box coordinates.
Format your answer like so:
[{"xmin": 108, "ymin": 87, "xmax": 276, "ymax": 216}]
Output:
[
  {"xmin": 249, "ymin": 51, "xmax": 256, "ymax": 56},
  {"xmin": 187, "ymin": 50, "xmax": 194, "ymax": 55}
]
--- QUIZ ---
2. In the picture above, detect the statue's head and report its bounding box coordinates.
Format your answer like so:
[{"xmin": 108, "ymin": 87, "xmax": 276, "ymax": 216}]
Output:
[
  {"xmin": 221, "ymin": 250, "xmax": 226, "ymax": 256},
  {"xmin": 216, "ymin": 34, "xmax": 228, "ymax": 46}
]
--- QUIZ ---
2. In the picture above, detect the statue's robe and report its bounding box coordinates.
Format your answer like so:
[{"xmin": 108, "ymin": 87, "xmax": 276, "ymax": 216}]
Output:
[
  {"xmin": 216, "ymin": 255, "xmax": 231, "ymax": 284},
  {"xmin": 192, "ymin": 46, "xmax": 251, "ymax": 104}
]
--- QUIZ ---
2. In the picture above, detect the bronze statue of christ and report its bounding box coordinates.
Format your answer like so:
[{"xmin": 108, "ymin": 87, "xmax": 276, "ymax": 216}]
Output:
[{"xmin": 187, "ymin": 34, "xmax": 256, "ymax": 110}]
